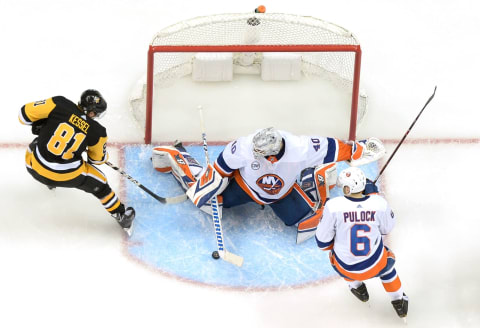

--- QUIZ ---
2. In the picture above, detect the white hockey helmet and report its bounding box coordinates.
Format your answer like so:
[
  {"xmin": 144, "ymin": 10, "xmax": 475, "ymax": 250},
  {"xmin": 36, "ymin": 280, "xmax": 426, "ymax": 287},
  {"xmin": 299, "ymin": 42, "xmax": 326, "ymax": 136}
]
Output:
[
  {"xmin": 336, "ymin": 167, "xmax": 366, "ymax": 195},
  {"xmin": 252, "ymin": 127, "xmax": 283, "ymax": 159}
]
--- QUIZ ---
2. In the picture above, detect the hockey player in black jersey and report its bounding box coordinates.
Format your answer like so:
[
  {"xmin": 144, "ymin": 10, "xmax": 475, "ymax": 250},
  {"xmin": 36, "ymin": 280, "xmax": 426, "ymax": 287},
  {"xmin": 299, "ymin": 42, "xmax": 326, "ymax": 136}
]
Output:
[{"xmin": 19, "ymin": 89, "xmax": 135, "ymax": 236}]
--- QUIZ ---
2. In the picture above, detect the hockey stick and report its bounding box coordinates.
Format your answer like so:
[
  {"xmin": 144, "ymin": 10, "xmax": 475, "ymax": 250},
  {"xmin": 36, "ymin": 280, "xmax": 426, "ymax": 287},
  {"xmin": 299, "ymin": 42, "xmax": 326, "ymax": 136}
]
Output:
[
  {"xmin": 105, "ymin": 161, "xmax": 188, "ymax": 204},
  {"xmin": 197, "ymin": 106, "xmax": 244, "ymax": 267},
  {"xmin": 373, "ymin": 86, "xmax": 437, "ymax": 184}
]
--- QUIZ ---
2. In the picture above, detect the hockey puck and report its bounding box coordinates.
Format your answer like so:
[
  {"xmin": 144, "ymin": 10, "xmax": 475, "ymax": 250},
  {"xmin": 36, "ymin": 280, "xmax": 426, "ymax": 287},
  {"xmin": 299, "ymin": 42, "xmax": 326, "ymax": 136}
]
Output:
[{"xmin": 212, "ymin": 251, "xmax": 220, "ymax": 260}]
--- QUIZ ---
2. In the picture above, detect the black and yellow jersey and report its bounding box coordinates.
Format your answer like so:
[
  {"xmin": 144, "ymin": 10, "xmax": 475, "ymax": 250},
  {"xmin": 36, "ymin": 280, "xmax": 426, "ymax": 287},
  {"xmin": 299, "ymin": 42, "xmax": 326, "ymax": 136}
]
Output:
[{"xmin": 19, "ymin": 96, "xmax": 108, "ymax": 181}]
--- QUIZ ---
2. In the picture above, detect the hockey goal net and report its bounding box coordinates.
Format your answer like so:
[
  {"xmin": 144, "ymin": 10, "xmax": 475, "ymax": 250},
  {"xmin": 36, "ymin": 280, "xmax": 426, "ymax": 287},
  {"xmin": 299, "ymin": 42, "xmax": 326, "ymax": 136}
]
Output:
[{"xmin": 130, "ymin": 12, "xmax": 367, "ymax": 144}]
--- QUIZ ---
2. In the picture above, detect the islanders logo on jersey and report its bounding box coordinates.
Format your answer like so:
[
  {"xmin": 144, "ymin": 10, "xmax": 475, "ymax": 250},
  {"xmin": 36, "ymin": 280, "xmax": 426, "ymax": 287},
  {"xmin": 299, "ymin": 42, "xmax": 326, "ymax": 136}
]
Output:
[{"xmin": 256, "ymin": 174, "xmax": 284, "ymax": 195}]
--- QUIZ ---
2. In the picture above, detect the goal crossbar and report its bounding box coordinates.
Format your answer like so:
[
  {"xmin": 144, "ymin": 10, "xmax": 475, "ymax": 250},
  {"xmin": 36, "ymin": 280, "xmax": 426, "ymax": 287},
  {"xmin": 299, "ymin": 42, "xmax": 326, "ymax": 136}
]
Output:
[{"xmin": 145, "ymin": 44, "xmax": 362, "ymax": 144}]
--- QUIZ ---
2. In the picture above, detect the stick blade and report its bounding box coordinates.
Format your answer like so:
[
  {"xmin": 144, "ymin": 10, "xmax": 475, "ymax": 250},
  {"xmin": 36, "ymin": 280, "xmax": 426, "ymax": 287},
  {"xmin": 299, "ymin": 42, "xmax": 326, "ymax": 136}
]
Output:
[
  {"xmin": 163, "ymin": 194, "xmax": 188, "ymax": 204},
  {"xmin": 222, "ymin": 250, "xmax": 244, "ymax": 267}
]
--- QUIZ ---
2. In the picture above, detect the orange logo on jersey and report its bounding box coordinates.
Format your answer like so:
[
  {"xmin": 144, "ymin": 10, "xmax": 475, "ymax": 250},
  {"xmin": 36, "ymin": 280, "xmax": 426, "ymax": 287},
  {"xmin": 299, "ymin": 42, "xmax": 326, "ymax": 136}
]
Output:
[{"xmin": 256, "ymin": 174, "xmax": 284, "ymax": 195}]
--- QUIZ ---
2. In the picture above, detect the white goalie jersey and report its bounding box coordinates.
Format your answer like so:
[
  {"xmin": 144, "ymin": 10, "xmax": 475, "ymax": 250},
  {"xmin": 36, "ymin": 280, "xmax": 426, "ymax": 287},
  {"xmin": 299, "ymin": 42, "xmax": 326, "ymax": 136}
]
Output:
[
  {"xmin": 214, "ymin": 130, "xmax": 352, "ymax": 204},
  {"xmin": 315, "ymin": 194, "xmax": 396, "ymax": 277}
]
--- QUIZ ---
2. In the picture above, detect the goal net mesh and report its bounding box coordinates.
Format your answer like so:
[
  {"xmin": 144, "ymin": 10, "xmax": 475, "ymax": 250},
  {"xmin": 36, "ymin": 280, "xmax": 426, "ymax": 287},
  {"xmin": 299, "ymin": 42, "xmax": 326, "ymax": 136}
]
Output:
[{"xmin": 130, "ymin": 12, "xmax": 367, "ymax": 143}]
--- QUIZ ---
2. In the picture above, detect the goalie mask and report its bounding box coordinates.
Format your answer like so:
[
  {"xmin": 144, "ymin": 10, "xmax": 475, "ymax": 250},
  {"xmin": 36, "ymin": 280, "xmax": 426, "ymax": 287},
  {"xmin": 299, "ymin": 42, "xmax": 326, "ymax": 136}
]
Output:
[
  {"xmin": 336, "ymin": 167, "xmax": 366, "ymax": 195},
  {"xmin": 252, "ymin": 127, "xmax": 283, "ymax": 159},
  {"xmin": 79, "ymin": 89, "xmax": 107, "ymax": 119}
]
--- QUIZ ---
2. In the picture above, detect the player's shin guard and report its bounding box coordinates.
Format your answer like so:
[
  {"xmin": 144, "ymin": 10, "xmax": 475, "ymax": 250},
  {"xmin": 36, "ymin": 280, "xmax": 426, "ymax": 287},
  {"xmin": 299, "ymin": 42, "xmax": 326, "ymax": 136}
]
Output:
[
  {"xmin": 381, "ymin": 268, "xmax": 405, "ymax": 301},
  {"xmin": 100, "ymin": 190, "xmax": 123, "ymax": 214},
  {"xmin": 379, "ymin": 249, "xmax": 405, "ymax": 301},
  {"xmin": 152, "ymin": 146, "xmax": 203, "ymax": 190}
]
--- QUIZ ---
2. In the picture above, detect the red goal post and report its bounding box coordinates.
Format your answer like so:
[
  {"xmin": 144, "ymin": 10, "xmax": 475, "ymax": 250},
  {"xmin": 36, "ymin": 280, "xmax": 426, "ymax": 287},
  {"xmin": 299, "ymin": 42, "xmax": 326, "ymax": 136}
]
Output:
[{"xmin": 134, "ymin": 12, "xmax": 366, "ymax": 144}]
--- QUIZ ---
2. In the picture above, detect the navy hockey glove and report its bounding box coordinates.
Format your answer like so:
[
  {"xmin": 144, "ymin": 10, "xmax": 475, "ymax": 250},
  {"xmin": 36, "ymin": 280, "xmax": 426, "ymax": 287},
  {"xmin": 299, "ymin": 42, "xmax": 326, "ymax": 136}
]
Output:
[{"xmin": 363, "ymin": 178, "xmax": 379, "ymax": 195}]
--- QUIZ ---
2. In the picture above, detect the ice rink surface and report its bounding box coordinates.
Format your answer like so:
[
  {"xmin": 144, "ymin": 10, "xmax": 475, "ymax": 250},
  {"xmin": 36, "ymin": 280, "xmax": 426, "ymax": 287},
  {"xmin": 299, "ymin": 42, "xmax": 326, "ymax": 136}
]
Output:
[
  {"xmin": 1, "ymin": 1, "xmax": 480, "ymax": 327},
  {"xmin": 123, "ymin": 145, "xmax": 379, "ymax": 289}
]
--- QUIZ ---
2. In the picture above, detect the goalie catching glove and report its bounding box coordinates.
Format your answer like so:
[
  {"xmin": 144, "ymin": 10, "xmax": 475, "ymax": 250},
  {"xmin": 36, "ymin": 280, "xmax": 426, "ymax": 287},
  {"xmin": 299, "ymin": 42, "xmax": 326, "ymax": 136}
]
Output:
[
  {"xmin": 348, "ymin": 137, "xmax": 386, "ymax": 166},
  {"xmin": 186, "ymin": 164, "xmax": 229, "ymax": 208}
]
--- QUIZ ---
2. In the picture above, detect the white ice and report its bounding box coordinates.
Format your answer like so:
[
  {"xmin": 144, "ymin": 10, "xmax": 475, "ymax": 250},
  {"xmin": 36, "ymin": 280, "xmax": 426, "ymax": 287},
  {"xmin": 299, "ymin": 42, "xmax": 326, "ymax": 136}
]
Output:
[{"xmin": 1, "ymin": 0, "xmax": 479, "ymax": 327}]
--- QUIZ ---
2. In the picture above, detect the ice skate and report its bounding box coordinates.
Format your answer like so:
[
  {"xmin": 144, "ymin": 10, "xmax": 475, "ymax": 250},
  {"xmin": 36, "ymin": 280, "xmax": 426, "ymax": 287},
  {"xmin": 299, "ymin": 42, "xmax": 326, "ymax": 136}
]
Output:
[
  {"xmin": 350, "ymin": 282, "xmax": 369, "ymax": 302},
  {"xmin": 112, "ymin": 206, "xmax": 136, "ymax": 237},
  {"xmin": 391, "ymin": 293, "xmax": 408, "ymax": 322}
]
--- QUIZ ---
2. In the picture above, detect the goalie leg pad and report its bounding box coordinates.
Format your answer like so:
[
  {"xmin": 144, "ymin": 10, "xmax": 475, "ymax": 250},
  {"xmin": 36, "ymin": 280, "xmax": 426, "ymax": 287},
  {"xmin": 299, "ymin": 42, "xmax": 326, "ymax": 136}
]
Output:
[
  {"xmin": 198, "ymin": 195, "xmax": 223, "ymax": 218},
  {"xmin": 152, "ymin": 146, "xmax": 175, "ymax": 173},
  {"xmin": 300, "ymin": 163, "xmax": 337, "ymax": 203},
  {"xmin": 300, "ymin": 167, "xmax": 317, "ymax": 202},
  {"xmin": 152, "ymin": 146, "xmax": 203, "ymax": 190},
  {"xmin": 296, "ymin": 207, "xmax": 324, "ymax": 244},
  {"xmin": 186, "ymin": 164, "xmax": 229, "ymax": 208},
  {"xmin": 297, "ymin": 163, "xmax": 336, "ymax": 244}
]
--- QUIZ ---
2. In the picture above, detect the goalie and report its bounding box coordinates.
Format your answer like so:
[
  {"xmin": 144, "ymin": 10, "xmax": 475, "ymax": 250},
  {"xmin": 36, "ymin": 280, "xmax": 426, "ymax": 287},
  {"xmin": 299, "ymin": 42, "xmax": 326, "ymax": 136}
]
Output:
[{"xmin": 151, "ymin": 127, "xmax": 385, "ymax": 243}]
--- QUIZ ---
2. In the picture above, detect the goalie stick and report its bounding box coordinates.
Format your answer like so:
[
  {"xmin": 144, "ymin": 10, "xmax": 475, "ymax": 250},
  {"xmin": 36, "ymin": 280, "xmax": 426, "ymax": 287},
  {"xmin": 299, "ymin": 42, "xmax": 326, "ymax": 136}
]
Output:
[
  {"xmin": 105, "ymin": 161, "xmax": 188, "ymax": 204},
  {"xmin": 197, "ymin": 106, "xmax": 244, "ymax": 267},
  {"xmin": 374, "ymin": 86, "xmax": 437, "ymax": 184}
]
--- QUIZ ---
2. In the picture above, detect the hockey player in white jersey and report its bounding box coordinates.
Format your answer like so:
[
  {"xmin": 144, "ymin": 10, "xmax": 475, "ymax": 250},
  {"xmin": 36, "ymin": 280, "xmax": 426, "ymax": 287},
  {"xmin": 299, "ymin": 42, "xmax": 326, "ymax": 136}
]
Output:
[
  {"xmin": 315, "ymin": 166, "xmax": 408, "ymax": 319},
  {"xmin": 151, "ymin": 127, "xmax": 385, "ymax": 243}
]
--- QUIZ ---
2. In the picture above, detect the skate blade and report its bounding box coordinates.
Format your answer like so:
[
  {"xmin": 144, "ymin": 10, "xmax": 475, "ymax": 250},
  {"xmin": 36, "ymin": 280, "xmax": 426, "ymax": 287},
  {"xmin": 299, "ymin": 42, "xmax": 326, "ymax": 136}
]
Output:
[{"xmin": 123, "ymin": 223, "xmax": 134, "ymax": 237}]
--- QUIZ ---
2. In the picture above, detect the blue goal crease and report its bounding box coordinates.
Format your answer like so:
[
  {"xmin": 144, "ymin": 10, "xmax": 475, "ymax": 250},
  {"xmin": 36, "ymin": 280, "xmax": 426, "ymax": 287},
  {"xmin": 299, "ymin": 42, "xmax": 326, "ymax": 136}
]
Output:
[{"xmin": 123, "ymin": 144, "xmax": 380, "ymax": 289}]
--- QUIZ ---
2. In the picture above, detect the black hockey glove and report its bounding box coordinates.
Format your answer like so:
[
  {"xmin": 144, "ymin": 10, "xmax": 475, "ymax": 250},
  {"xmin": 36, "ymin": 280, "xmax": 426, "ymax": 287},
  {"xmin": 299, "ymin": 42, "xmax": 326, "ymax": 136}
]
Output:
[
  {"xmin": 32, "ymin": 119, "xmax": 47, "ymax": 135},
  {"xmin": 28, "ymin": 138, "xmax": 38, "ymax": 152}
]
